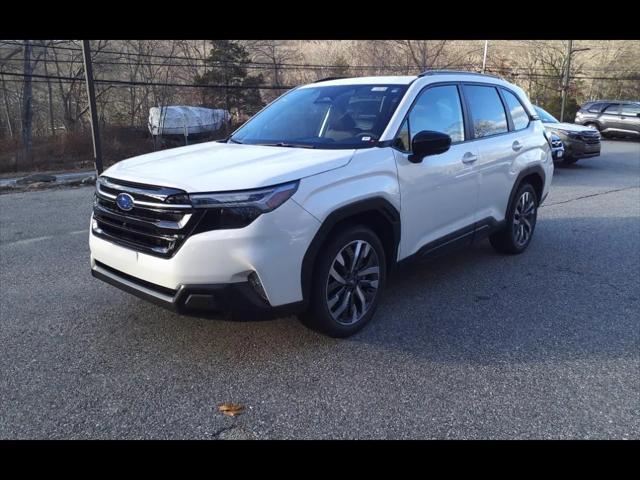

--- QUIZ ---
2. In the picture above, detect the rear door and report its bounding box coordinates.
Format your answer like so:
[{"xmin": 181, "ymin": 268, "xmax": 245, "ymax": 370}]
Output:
[
  {"xmin": 619, "ymin": 103, "xmax": 640, "ymax": 134},
  {"xmin": 462, "ymin": 83, "xmax": 524, "ymax": 226},
  {"xmin": 600, "ymin": 103, "xmax": 622, "ymax": 131}
]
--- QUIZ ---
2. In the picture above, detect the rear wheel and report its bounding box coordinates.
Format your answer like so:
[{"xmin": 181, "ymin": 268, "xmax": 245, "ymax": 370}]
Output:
[
  {"xmin": 301, "ymin": 225, "xmax": 386, "ymax": 337},
  {"xmin": 490, "ymin": 183, "xmax": 538, "ymax": 254}
]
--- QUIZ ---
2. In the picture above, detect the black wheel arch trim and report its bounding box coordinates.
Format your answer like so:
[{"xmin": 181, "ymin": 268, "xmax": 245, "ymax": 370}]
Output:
[
  {"xmin": 300, "ymin": 197, "xmax": 401, "ymax": 308},
  {"xmin": 507, "ymin": 164, "xmax": 546, "ymax": 212}
]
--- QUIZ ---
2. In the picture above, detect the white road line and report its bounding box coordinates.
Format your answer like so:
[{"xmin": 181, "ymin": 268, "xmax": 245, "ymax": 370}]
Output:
[
  {"xmin": 1, "ymin": 235, "xmax": 54, "ymax": 247},
  {"xmin": 1, "ymin": 229, "xmax": 89, "ymax": 247}
]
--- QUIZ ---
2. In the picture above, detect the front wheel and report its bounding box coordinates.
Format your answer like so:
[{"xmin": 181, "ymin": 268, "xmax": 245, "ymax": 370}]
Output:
[
  {"xmin": 490, "ymin": 183, "xmax": 538, "ymax": 254},
  {"xmin": 301, "ymin": 225, "xmax": 386, "ymax": 337}
]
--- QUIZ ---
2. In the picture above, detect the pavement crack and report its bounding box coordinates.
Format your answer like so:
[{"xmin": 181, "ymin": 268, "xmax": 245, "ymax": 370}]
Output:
[{"xmin": 542, "ymin": 185, "xmax": 639, "ymax": 208}]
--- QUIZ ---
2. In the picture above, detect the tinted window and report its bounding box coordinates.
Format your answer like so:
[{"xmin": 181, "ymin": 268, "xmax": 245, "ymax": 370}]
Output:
[
  {"xmin": 587, "ymin": 103, "xmax": 604, "ymax": 113},
  {"xmin": 230, "ymin": 84, "xmax": 408, "ymax": 149},
  {"xmin": 603, "ymin": 104, "xmax": 620, "ymax": 114},
  {"xmin": 407, "ymin": 85, "xmax": 465, "ymax": 143},
  {"xmin": 621, "ymin": 104, "xmax": 640, "ymax": 116},
  {"xmin": 464, "ymin": 85, "xmax": 508, "ymax": 138},
  {"xmin": 502, "ymin": 89, "xmax": 529, "ymax": 130},
  {"xmin": 534, "ymin": 106, "xmax": 559, "ymax": 124}
]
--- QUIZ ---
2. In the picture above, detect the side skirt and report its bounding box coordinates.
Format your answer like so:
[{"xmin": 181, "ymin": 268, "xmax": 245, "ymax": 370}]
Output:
[{"xmin": 397, "ymin": 217, "xmax": 505, "ymax": 267}]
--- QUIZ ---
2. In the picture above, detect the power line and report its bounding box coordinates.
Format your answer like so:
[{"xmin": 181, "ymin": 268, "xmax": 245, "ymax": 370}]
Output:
[
  {"xmin": 1, "ymin": 41, "xmax": 413, "ymax": 69},
  {"xmin": 2, "ymin": 70, "xmax": 638, "ymax": 88},
  {"xmin": 0, "ymin": 71, "xmax": 295, "ymax": 89},
  {"xmin": 2, "ymin": 41, "xmax": 636, "ymax": 81},
  {"xmin": 2, "ymin": 46, "xmax": 637, "ymax": 74},
  {"xmin": 2, "ymin": 54, "xmax": 638, "ymax": 76},
  {"xmin": 0, "ymin": 54, "xmax": 417, "ymax": 71}
]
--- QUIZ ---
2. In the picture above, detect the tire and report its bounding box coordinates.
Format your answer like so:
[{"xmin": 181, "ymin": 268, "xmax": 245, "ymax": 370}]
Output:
[
  {"xmin": 584, "ymin": 122, "xmax": 599, "ymax": 132},
  {"xmin": 300, "ymin": 224, "xmax": 386, "ymax": 337},
  {"xmin": 489, "ymin": 183, "xmax": 539, "ymax": 255}
]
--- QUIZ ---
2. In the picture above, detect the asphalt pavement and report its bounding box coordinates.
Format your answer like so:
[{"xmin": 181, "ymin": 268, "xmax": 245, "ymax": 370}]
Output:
[{"xmin": 1, "ymin": 140, "xmax": 638, "ymax": 439}]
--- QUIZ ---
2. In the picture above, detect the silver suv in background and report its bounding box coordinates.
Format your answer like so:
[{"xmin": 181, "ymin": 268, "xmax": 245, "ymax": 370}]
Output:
[{"xmin": 575, "ymin": 100, "xmax": 640, "ymax": 138}]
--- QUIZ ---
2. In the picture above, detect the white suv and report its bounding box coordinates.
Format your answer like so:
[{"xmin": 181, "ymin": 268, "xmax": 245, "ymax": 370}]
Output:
[{"xmin": 90, "ymin": 71, "xmax": 553, "ymax": 337}]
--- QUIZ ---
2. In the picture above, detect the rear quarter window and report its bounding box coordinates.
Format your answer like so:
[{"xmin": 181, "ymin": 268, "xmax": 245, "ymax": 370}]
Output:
[
  {"xmin": 621, "ymin": 104, "xmax": 640, "ymax": 116},
  {"xmin": 501, "ymin": 89, "xmax": 530, "ymax": 131}
]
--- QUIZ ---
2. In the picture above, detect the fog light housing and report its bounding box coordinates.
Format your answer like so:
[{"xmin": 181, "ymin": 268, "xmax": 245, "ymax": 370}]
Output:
[{"xmin": 248, "ymin": 272, "xmax": 268, "ymax": 302}]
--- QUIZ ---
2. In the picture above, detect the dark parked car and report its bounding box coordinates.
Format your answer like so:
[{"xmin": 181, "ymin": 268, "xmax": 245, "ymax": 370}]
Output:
[
  {"xmin": 575, "ymin": 100, "xmax": 640, "ymax": 138},
  {"xmin": 534, "ymin": 105, "xmax": 600, "ymax": 165}
]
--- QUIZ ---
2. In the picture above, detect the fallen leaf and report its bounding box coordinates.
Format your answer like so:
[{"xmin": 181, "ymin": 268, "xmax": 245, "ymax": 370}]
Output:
[{"xmin": 218, "ymin": 402, "xmax": 245, "ymax": 416}]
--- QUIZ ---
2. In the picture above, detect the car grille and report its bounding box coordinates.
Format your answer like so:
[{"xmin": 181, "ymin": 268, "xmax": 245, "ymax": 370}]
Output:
[
  {"xmin": 92, "ymin": 176, "xmax": 204, "ymax": 258},
  {"xmin": 578, "ymin": 130, "xmax": 601, "ymax": 144}
]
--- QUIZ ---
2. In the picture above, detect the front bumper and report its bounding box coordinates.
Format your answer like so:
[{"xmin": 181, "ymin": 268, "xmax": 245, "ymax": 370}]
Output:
[
  {"xmin": 91, "ymin": 259, "xmax": 296, "ymax": 315},
  {"xmin": 90, "ymin": 198, "xmax": 321, "ymax": 307},
  {"xmin": 564, "ymin": 138, "xmax": 601, "ymax": 159}
]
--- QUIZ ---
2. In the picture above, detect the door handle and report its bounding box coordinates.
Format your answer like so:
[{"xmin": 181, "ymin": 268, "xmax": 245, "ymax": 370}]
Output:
[
  {"xmin": 461, "ymin": 152, "xmax": 477, "ymax": 164},
  {"xmin": 512, "ymin": 141, "xmax": 523, "ymax": 152}
]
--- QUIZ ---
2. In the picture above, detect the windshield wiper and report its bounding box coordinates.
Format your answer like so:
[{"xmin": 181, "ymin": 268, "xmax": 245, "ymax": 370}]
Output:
[
  {"xmin": 257, "ymin": 142, "xmax": 316, "ymax": 149},
  {"xmin": 227, "ymin": 137, "xmax": 243, "ymax": 144}
]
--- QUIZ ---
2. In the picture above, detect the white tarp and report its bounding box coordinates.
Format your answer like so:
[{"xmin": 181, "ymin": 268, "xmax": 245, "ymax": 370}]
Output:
[{"xmin": 148, "ymin": 106, "xmax": 231, "ymax": 136}]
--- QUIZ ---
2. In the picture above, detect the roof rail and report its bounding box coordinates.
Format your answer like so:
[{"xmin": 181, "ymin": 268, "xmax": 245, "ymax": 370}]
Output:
[
  {"xmin": 418, "ymin": 69, "xmax": 503, "ymax": 80},
  {"xmin": 314, "ymin": 76, "xmax": 348, "ymax": 83},
  {"xmin": 584, "ymin": 99, "xmax": 639, "ymax": 104}
]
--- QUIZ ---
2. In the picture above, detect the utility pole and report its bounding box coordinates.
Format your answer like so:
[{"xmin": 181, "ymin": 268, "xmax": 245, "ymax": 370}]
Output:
[
  {"xmin": 82, "ymin": 40, "xmax": 103, "ymax": 175},
  {"xmin": 481, "ymin": 40, "xmax": 488, "ymax": 73},
  {"xmin": 42, "ymin": 40, "xmax": 55, "ymax": 137},
  {"xmin": 560, "ymin": 41, "xmax": 591, "ymax": 122},
  {"xmin": 560, "ymin": 40, "xmax": 573, "ymax": 122},
  {"xmin": 22, "ymin": 40, "xmax": 33, "ymax": 156}
]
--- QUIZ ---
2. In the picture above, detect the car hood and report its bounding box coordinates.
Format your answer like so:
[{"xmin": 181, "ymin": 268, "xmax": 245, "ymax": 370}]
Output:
[
  {"xmin": 102, "ymin": 141, "xmax": 355, "ymax": 192},
  {"xmin": 543, "ymin": 122, "xmax": 596, "ymax": 133}
]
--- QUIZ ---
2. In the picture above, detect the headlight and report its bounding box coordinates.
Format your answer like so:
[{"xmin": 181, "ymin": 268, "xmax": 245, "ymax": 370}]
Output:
[
  {"xmin": 188, "ymin": 181, "xmax": 299, "ymax": 230},
  {"xmin": 190, "ymin": 181, "xmax": 299, "ymax": 210},
  {"xmin": 553, "ymin": 129, "xmax": 579, "ymax": 138}
]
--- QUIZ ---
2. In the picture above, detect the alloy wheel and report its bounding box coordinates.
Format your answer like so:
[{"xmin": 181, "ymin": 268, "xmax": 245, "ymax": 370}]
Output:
[
  {"xmin": 512, "ymin": 191, "xmax": 536, "ymax": 247},
  {"xmin": 325, "ymin": 240, "xmax": 380, "ymax": 326}
]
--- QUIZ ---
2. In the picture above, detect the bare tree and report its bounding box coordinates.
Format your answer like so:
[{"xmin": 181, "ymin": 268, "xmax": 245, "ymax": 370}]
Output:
[
  {"xmin": 391, "ymin": 40, "xmax": 456, "ymax": 72},
  {"xmin": 244, "ymin": 40, "xmax": 301, "ymax": 101},
  {"xmin": 49, "ymin": 40, "xmax": 111, "ymax": 132},
  {"xmin": 0, "ymin": 44, "xmax": 22, "ymax": 138}
]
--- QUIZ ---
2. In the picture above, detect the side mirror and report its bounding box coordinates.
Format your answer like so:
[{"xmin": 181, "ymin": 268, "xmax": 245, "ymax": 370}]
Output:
[{"xmin": 409, "ymin": 130, "xmax": 452, "ymax": 163}]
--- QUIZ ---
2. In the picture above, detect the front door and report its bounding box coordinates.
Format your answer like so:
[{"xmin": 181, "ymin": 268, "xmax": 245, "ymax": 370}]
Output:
[{"xmin": 393, "ymin": 83, "xmax": 479, "ymax": 260}]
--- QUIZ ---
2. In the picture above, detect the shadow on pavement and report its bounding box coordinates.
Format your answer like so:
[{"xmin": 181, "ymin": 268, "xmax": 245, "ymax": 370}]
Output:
[{"xmin": 100, "ymin": 215, "xmax": 639, "ymax": 366}]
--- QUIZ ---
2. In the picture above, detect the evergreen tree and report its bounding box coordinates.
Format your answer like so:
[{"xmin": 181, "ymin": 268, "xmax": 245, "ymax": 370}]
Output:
[{"xmin": 195, "ymin": 40, "xmax": 265, "ymax": 118}]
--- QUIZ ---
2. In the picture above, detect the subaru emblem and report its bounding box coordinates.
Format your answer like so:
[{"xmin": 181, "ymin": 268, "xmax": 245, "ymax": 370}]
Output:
[{"xmin": 116, "ymin": 193, "xmax": 134, "ymax": 211}]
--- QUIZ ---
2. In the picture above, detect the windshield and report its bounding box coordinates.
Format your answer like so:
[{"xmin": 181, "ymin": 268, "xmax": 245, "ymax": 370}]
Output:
[
  {"xmin": 534, "ymin": 106, "xmax": 559, "ymax": 124},
  {"xmin": 230, "ymin": 84, "xmax": 409, "ymax": 149}
]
